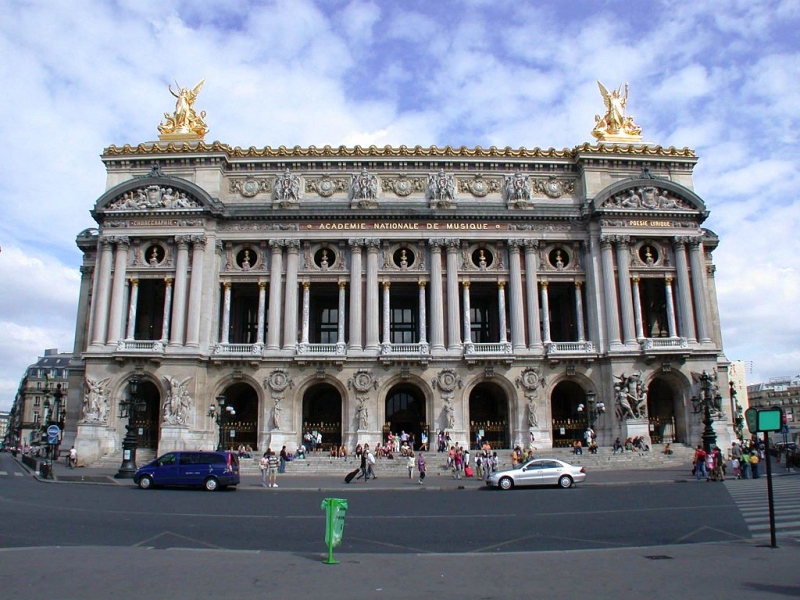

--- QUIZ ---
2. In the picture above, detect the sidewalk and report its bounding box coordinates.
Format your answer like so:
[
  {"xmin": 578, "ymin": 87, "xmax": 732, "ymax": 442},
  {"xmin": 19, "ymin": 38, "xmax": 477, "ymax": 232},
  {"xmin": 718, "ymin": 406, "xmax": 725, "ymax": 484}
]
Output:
[{"xmin": 29, "ymin": 453, "xmax": 798, "ymax": 490}]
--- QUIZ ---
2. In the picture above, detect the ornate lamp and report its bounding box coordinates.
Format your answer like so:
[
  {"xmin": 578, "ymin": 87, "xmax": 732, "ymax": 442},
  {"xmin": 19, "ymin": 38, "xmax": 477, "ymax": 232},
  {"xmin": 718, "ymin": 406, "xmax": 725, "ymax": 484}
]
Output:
[{"xmin": 115, "ymin": 376, "xmax": 145, "ymax": 479}]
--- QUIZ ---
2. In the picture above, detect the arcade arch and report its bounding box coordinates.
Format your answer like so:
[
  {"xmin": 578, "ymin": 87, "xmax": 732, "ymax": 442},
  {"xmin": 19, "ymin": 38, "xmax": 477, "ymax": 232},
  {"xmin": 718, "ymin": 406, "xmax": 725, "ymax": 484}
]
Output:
[
  {"xmin": 217, "ymin": 381, "xmax": 259, "ymax": 451},
  {"xmin": 384, "ymin": 384, "xmax": 426, "ymax": 449},
  {"xmin": 468, "ymin": 381, "xmax": 510, "ymax": 449},
  {"xmin": 550, "ymin": 379, "xmax": 591, "ymax": 448},
  {"xmin": 302, "ymin": 383, "xmax": 342, "ymax": 451},
  {"xmin": 131, "ymin": 379, "xmax": 161, "ymax": 450},
  {"xmin": 647, "ymin": 376, "xmax": 686, "ymax": 444}
]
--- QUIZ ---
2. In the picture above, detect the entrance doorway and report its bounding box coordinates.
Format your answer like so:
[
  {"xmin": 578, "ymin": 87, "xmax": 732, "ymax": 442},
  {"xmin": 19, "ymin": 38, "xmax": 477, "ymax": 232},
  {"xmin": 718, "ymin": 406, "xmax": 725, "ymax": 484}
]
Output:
[
  {"xmin": 131, "ymin": 379, "xmax": 160, "ymax": 450},
  {"xmin": 551, "ymin": 380, "xmax": 589, "ymax": 448},
  {"xmin": 384, "ymin": 385, "xmax": 426, "ymax": 449},
  {"xmin": 647, "ymin": 378, "xmax": 678, "ymax": 444},
  {"xmin": 302, "ymin": 384, "xmax": 342, "ymax": 452},
  {"xmin": 219, "ymin": 382, "xmax": 259, "ymax": 451},
  {"xmin": 468, "ymin": 382, "xmax": 509, "ymax": 449}
]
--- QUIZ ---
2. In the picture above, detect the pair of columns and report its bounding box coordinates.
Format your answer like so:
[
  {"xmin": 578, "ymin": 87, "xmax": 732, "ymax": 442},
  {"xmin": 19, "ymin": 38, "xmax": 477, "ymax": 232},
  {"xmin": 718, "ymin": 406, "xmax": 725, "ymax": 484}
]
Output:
[
  {"xmin": 599, "ymin": 235, "xmax": 711, "ymax": 346},
  {"xmin": 91, "ymin": 235, "xmax": 208, "ymax": 348}
]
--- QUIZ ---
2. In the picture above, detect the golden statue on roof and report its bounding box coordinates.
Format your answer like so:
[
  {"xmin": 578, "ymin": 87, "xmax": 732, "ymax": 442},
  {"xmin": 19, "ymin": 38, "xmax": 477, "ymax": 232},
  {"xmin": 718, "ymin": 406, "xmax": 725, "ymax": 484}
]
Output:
[
  {"xmin": 591, "ymin": 81, "xmax": 643, "ymax": 143},
  {"xmin": 158, "ymin": 79, "xmax": 208, "ymax": 141}
]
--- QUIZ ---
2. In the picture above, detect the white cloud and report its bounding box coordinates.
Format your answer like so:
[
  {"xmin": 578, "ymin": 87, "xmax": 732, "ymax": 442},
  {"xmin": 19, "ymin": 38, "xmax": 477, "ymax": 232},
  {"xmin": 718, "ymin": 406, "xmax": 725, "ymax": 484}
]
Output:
[{"xmin": 1, "ymin": 0, "xmax": 800, "ymax": 410}]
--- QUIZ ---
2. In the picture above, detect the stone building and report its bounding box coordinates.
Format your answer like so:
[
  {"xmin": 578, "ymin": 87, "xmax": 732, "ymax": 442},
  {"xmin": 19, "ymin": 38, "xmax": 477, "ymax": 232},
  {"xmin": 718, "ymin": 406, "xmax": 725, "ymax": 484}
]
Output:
[{"xmin": 70, "ymin": 86, "xmax": 736, "ymax": 463}]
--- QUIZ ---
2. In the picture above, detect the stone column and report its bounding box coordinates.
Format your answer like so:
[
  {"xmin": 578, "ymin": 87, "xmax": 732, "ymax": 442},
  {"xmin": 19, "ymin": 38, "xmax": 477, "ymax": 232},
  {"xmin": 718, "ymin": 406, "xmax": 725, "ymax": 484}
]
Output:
[
  {"xmin": 664, "ymin": 277, "xmax": 677, "ymax": 337},
  {"xmin": 381, "ymin": 280, "xmax": 391, "ymax": 351},
  {"xmin": 428, "ymin": 240, "xmax": 445, "ymax": 353},
  {"xmin": 508, "ymin": 240, "xmax": 526, "ymax": 351},
  {"xmin": 91, "ymin": 238, "xmax": 114, "ymax": 346},
  {"xmin": 600, "ymin": 236, "xmax": 622, "ymax": 347},
  {"xmin": 74, "ymin": 265, "xmax": 95, "ymax": 354},
  {"xmin": 631, "ymin": 276, "xmax": 644, "ymax": 340},
  {"xmin": 689, "ymin": 238, "xmax": 712, "ymax": 343},
  {"xmin": 615, "ymin": 238, "xmax": 636, "ymax": 345},
  {"xmin": 283, "ymin": 240, "xmax": 300, "ymax": 350},
  {"xmin": 446, "ymin": 239, "xmax": 462, "ymax": 350},
  {"xmin": 498, "ymin": 281, "xmax": 508, "ymax": 345},
  {"xmin": 365, "ymin": 239, "xmax": 381, "ymax": 351},
  {"xmin": 673, "ymin": 237, "xmax": 697, "ymax": 342},
  {"xmin": 523, "ymin": 241, "xmax": 543, "ymax": 351},
  {"xmin": 300, "ymin": 281, "xmax": 310, "ymax": 345},
  {"xmin": 185, "ymin": 236, "xmax": 206, "ymax": 347},
  {"xmin": 267, "ymin": 240, "xmax": 284, "ymax": 351},
  {"xmin": 169, "ymin": 235, "xmax": 191, "ymax": 347},
  {"xmin": 418, "ymin": 281, "xmax": 428, "ymax": 348},
  {"xmin": 257, "ymin": 281, "xmax": 267, "ymax": 345},
  {"xmin": 348, "ymin": 240, "xmax": 363, "ymax": 351},
  {"xmin": 540, "ymin": 281, "xmax": 551, "ymax": 344},
  {"xmin": 462, "ymin": 280, "xmax": 472, "ymax": 346},
  {"xmin": 337, "ymin": 281, "xmax": 346, "ymax": 349},
  {"xmin": 574, "ymin": 281, "xmax": 586, "ymax": 342},
  {"xmin": 125, "ymin": 278, "xmax": 139, "ymax": 340},
  {"xmin": 107, "ymin": 237, "xmax": 130, "ymax": 345},
  {"xmin": 161, "ymin": 278, "xmax": 173, "ymax": 342},
  {"xmin": 220, "ymin": 282, "xmax": 231, "ymax": 344}
]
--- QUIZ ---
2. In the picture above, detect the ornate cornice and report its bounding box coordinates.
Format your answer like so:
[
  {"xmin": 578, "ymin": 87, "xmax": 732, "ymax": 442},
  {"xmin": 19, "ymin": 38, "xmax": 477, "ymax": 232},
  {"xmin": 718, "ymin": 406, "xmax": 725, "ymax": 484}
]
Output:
[{"xmin": 103, "ymin": 142, "xmax": 695, "ymax": 159}]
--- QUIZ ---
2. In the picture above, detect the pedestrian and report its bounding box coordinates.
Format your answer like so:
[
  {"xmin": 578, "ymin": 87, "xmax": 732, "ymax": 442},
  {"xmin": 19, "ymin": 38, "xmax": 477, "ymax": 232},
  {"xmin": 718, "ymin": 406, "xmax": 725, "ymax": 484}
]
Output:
[
  {"xmin": 68, "ymin": 446, "xmax": 77, "ymax": 468},
  {"xmin": 267, "ymin": 448, "xmax": 279, "ymax": 488},
  {"xmin": 475, "ymin": 453, "xmax": 483, "ymax": 479},
  {"xmin": 366, "ymin": 447, "xmax": 377, "ymax": 479},
  {"xmin": 413, "ymin": 451, "xmax": 425, "ymax": 484},
  {"xmin": 356, "ymin": 446, "xmax": 369, "ymax": 481},
  {"xmin": 407, "ymin": 453, "xmax": 415, "ymax": 479},
  {"xmin": 740, "ymin": 451, "xmax": 750, "ymax": 479},
  {"xmin": 749, "ymin": 452, "xmax": 760, "ymax": 478},
  {"xmin": 693, "ymin": 445, "xmax": 707, "ymax": 481},
  {"xmin": 279, "ymin": 445, "xmax": 288, "ymax": 473},
  {"xmin": 453, "ymin": 448, "xmax": 463, "ymax": 479},
  {"xmin": 259, "ymin": 451, "xmax": 269, "ymax": 487},
  {"xmin": 712, "ymin": 446, "xmax": 725, "ymax": 481}
]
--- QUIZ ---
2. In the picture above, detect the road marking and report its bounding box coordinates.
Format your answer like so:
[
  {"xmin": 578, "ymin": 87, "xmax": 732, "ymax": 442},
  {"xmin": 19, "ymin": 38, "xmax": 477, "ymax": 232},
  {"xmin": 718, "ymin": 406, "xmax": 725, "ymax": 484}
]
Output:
[{"xmin": 725, "ymin": 476, "xmax": 800, "ymax": 539}]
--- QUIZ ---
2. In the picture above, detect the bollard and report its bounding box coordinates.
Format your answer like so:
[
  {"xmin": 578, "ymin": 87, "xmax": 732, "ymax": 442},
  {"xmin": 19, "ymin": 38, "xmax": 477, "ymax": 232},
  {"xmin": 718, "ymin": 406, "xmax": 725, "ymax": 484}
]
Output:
[{"xmin": 320, "ymin": 498, "xmax": 348, "ymax": 564}]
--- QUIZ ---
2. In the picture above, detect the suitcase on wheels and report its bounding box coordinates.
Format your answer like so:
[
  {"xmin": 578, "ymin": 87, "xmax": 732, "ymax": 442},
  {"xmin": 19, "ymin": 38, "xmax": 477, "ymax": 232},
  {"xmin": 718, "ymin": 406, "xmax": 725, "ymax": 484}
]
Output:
[
  {"xmin": 344, "ymin": 468, "xmax": 360, "ymax": 484},
  {"xmin": 464, "ymin": 466, "xmax": 474, "ymax": 478}
]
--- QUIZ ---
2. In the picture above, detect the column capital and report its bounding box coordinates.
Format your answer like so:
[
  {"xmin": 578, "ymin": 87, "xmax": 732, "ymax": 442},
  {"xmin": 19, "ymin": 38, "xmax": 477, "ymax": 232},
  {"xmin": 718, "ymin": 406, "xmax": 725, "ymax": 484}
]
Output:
[
  {"xmin": 107, "ymin": 235, "xmax": 131, "ymax": 247},
  {"xmin": 190, "ymin": 235, "xmax": 207, "ymax": 248},
  {"xmin": 128, "ymin": 277, "xmax": 139, "ymax": 285},
  {"xmin": 269, "ymin": 239, "xmax": 285, "ymax": 251},
  {"xmin": 382, "ymin": 280, "xmax": 391, "ymax": 290},
  {"xmin": 339, "ymin": 281, "xmax": 346, "ymax": 290},
  {"xmin": 302, "ymin": 281, "xmax": 310, "ymax": 290},
  {"xmin": 428, "ymin": 238, "xmax": 446, "ymax": 249},
  {"xmin": 259, "ymin": 280, "xmax": 268, "ymax": 290},
  {"xmin": 222, "ymin": 281, "xmax": 231, "ymax": 290},
  {"xmin": 365, "ymin": 238, "xmax": 382, "ymax": 250},
  {"xmin": 348, "ymin": 238, "xmax": 365, "ymax": 250},
  {"xmin": 174, "ymin": 234, "xmax": 192, "ymax": 248},
  {"xmin": 445, "ymin": 238, "xmax": 461, "ymax": 251},
  {"xmin": 507, "ymin": 239, "xmax": 525, "ymax": 250},
  {"xmin": 575, "ymin": 280, "xmax": 583, "ymax": 289},
  {"xmin": 540, "ymin": 280, "xmax": 549, "ymax": 289},
  {"xmin": 523, "ymin": 239, "xmax": 540, "ymax": 251},
  {"xmin": 631, "ymin": 275, "xmax": 639, "ymax": 283},
  {"xmin": 462, "ymin": 280, "xmax": 470, "ymax": 289},
  {"xmin": 285, "ymin": 239, "xmax": 301, "ymax": 251},
  {"xmin": 497, "ymin": 280, "xmax": 505, "ymax": 289},
  {"xmin": 418, "ymin": 280, "xmax": 427, "ymax": 289}
]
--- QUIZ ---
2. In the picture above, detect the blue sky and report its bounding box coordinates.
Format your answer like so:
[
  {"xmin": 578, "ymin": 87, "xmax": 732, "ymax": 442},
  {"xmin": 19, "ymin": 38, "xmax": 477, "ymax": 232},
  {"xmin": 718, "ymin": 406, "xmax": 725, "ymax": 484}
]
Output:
[{"xmin": 1, "ymin": 0, "xmax": 799, "ymax": 410}]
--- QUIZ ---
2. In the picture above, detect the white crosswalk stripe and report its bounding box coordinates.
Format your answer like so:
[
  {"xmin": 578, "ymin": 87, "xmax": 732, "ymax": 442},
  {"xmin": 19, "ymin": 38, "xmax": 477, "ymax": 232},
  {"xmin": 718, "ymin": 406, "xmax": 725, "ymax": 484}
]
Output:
[{"xmin": 725, "ymin": 476, "xmax": 800, "ymax": 539}]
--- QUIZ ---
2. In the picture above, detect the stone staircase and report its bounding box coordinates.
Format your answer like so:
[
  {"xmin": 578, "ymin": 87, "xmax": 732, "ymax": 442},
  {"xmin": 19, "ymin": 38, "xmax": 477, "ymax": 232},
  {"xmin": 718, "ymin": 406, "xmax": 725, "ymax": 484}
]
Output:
[
  {"xmin": 237, "ymin": 443, "xmax": 695, "ymax": 477},
  {"xmin": 86, "ymin": 448, "xmax": 157, "ymax": 469}
]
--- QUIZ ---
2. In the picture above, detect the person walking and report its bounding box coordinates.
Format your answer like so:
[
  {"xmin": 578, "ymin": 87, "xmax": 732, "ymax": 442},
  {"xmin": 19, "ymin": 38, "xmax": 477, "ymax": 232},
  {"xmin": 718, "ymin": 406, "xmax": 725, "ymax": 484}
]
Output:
[
  {"xmin": 749, "ymin": 452, "xmax": 760, "ymax": 478},
  {"xmin": 278, "ymin": 445, "xmax": 288, "ymax": 474},
  {"xmin": 693, "ymin": 445, "xmax": 707, "ymax": 481},
  {"xmin": 356, "ymin": 446, "xmax": 369, "ymax": 482},
  {"xmin": 259, "ymin": 451, "xmax": 269, "ymax": 487},
  {"xmin": 267, "ymin": 448, "xmax": 279, "ymax": 488},
  {"xmin": 68, "ymin": 446, "xmax": 77, "ymax": 469},
  {"xmin": 407, "ymin": 453, "xmax": 415, "ymax": 479},
  {"xmin": 416, "ymin": 452, "xmax": 426, "ymax": 484},
  {"xmin": 366, "ymin": 447, "xmax": 377, "ymax": 479}
]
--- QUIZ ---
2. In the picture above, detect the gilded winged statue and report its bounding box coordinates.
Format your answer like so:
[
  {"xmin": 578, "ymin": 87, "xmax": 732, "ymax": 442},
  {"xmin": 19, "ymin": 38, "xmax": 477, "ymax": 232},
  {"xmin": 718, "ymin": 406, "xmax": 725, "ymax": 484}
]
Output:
[
  {"xmin": 158, "ymin": 79, "xmax": 208, "ymax": 139},
  {"xmin": 591, "ymin": 81, "xmax": 642, "ymax": 141}
]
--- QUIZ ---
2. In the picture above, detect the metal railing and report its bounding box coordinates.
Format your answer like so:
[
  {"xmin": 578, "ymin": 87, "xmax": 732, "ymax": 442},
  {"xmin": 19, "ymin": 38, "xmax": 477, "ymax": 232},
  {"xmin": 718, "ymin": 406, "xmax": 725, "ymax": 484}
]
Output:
[{"xmin": 546, "ymin": 341, "xmax": 595, "ymax": 354}]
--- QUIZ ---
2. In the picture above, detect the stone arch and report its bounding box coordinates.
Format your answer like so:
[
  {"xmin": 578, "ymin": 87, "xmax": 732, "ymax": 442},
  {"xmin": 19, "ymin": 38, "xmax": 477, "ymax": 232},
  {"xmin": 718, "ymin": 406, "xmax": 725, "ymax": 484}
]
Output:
[
  {"xmin": 549, "ymin": 376, "xmax": 596, "ymax": 448},
  {"xmin": 93, "ymin": 171, "xmax": 218, "ymax": 214},
  {"xmin": 465, "ymin": 377, "xmax": 513, "ymax": 449},
  {"xmin": 114, "ymin": 373, "xmax": 163, "ymax": 452},
  {"xmin": 383, "ymin": 382, "xmax": 428, "ymax": 450},
  {"xmin": 376, "ymin": 373, "xmax": 434, "ymax": 438},
  {"xmin": 592, "ymin": 177, "xmax": 708, "ymax": 214},
  {"xmin": 300, "ymin": 381, "xmax": 343, "ymax": 452},
  {"xmin": 646, "ymin": 370, "xmax": 692, "ymax": 445},
  {"xmin": 215, "ymin": 380, "xmax": 260, "ymax": 452}
]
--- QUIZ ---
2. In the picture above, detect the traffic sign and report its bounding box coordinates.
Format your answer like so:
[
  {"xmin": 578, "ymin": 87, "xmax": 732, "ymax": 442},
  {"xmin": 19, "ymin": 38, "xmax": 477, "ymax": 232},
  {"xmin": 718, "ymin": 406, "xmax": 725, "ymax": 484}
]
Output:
[
  {"xmin": 745, "ymin": 407, "xmax": 782, "ymax": 433},
  {"xmin": 47, "ymin": 425, "xmax": 61, "ymax": 437}
]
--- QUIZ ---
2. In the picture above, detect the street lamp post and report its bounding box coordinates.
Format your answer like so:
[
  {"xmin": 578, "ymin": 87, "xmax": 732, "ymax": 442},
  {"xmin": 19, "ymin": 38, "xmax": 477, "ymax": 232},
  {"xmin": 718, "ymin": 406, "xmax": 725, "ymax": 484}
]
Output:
[
  {"xmin": 730, "ymin": 381, "xmax": 744, "ymax": 442},
  {"xmin": 692, "ymin": 370, "xmax": 721, "ymax": 453},
  {"xmin": 40, "ymin": 383, "xmax": 66, "ymax": 479},
  {"xmin": 207, "ymin": 395, "xmax": 235, "ymax": 451},
  {"xmin": 577, "ymin": 390, "xmax": 605, "ymax": 431},
  {"xmin": 115, "ymin": 376, "xmax": 146, "ymax": 479}
]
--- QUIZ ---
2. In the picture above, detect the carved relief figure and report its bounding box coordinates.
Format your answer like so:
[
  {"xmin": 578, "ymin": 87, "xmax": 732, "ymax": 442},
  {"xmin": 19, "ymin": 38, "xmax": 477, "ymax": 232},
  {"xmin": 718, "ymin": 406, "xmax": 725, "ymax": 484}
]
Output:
[
  {"xmin": 350, "ymin": 167, "xmax": 378, "ymax": 206},
  {"xmin": 428, "ymin": 169, "xmax": 455, "ymax": 207},
  {"xmin": 163, "ymin": 376, "xmax": 193, "ymax": 425},
  {"xmin": 505, "ymin": 171, "xmax": 532, "ymax": 206},
  {"xmin": 275, "ymin": 169, "xmax": 300, "ymax": 204},
  {"xmin": 614, "ymin": 371, "xmax": 647, "ymax": 420},
  {"xmin": 82, "ymin": 377, "xmax": 109, "ymax": 423},
  {"xmin": 356, "ymin": 397, "xmax": 369, "ymax": 431}
]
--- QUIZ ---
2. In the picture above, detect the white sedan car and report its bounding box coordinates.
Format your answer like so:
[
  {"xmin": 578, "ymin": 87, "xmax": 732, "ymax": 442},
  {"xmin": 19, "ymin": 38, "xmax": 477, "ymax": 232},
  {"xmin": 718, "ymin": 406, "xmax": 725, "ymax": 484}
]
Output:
[{"xmin": 487, "ymin": 458, "xmax": 586, "ymax": 490}]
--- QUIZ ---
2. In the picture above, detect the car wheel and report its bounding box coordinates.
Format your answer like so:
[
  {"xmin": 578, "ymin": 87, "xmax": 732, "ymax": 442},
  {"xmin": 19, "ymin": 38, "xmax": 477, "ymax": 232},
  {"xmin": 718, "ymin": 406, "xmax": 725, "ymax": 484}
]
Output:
[
  {"xmin": 499, "ymin": 476, "xmax": 513, "ymax": 490},
  {"xmin": 138, "ymin": 475, "xmax": 153, "ymax": 490},
  {"xmin": 558, "ymin": 475, "xmax": 573, "ymax": 489},
  {"xmin": 204, "ymin": 477, "xmax": 220, "ymax": 492}
]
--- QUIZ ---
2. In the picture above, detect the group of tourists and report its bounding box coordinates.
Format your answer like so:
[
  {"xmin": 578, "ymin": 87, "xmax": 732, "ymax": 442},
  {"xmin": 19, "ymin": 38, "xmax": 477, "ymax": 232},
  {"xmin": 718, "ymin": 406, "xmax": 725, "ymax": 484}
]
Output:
[{"xmin": 692, "ymin": 439, "xmax": 765, "ymax": 481}]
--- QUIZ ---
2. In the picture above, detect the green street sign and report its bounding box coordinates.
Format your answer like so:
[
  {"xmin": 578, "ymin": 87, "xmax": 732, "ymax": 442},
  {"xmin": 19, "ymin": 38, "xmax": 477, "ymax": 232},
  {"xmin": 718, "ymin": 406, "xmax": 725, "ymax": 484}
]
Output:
[{"xmin": 745, "ymin": 407, "xmax": 782, "ymax": 433}]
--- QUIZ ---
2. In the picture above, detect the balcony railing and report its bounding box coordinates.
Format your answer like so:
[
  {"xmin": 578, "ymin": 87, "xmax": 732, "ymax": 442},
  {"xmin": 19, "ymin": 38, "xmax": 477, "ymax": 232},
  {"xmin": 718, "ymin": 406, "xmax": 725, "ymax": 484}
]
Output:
[
  {"xmin": 297, "ymin": 343, "xmax": 346, "ymax": 355},
  {"xmin": 115, "ymin": 339, "xmax": 165, "ymax": 352},
  {"xmin": 382, "ymin": 343, "xmax": 430, "ymax": 355},
  {"xmin": 213, "ymin": 343, "xmax": 263, "ymax": 356},
  {"xmin": 641, "ymin": 337, "xmax": 688, "ymax": 350},
  {"xmin": 465, "ymin": 342, "xmax": 512, "ymax": 355},
  {"xmin": 546, "ymin": 341, "xmax": 595, "ymax": 354}
]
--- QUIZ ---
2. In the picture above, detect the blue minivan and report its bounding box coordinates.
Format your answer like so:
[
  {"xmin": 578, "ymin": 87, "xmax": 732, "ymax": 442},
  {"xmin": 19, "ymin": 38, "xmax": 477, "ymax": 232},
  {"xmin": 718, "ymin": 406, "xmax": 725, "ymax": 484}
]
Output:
[{"xmin": 133, "ymin": 451, "xmax": 240, "ymax": 491}]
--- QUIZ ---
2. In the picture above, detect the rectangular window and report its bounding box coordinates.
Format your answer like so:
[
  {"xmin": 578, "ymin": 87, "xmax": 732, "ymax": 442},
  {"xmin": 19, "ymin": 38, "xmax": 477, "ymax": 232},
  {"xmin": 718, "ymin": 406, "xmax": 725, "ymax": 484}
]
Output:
[
  {"xmin": 34, "ymin": 396, "xmax": 40, "ymax": 407},
  {"xmin": 33, "ymin": 412, "xmax": 40, "ymax": 424},
  {"xmin": 390, "ymin": 306, "xmax": 416, "ymax": 344},
  {"xmin": 319, "ymin": 307, "xmax": 338, "ymax": 344}
]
